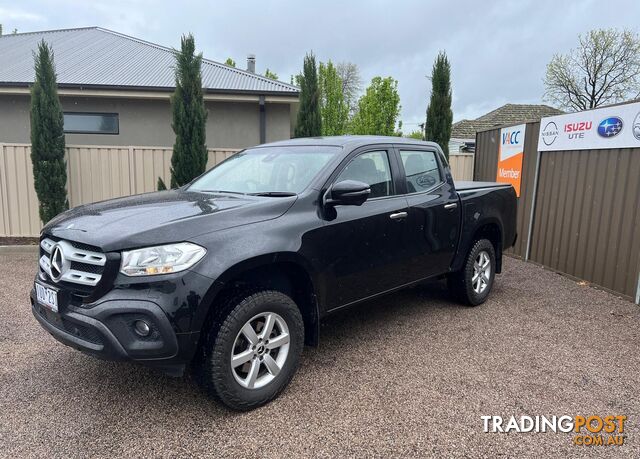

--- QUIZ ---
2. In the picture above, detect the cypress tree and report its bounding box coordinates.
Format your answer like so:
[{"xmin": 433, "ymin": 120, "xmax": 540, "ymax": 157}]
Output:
[
  {"xmin": 294, "ymin": 52, "xmax": 322, "ymax": 137},
  {"xmin": 425, "ymin": 52, "xmax": 453, "ymax": 159},
  {"xmin": 170, "ymin": 34, "xmax": 207, "ymax": 188},
  {"xmin": 30, "ymin": 40, "xmax": 68, "ymax": 223}
]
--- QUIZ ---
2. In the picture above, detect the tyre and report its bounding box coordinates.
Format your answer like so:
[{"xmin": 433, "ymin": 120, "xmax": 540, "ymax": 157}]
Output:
[
  {"xmin": 196, "ymin": 290, "xmax": 304, "ymax": 411},
  {"xmin": 447, "ymin": 239, "xmax": 496, "ymax": 306}
]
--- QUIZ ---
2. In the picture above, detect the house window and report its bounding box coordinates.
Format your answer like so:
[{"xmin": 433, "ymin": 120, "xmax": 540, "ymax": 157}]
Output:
[{"xmin": 63, "ymin": 113, "xmax": 119, "ymax": 134}]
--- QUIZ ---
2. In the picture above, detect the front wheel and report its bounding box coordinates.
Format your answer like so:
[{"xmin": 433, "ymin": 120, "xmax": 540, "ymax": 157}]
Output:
[
  {"xmin": 448, "ymin": 239, "xmax": 496, "ymax": 306},
  {"xmin": 195, "ymin": 290, "xmax": 304, "ymax": 411}
]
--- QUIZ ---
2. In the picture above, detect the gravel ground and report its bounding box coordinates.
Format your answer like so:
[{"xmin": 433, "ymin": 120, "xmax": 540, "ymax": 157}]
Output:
[{"xmin": 1, "ymin": 252, "xmax": 638, "ymax": 458}]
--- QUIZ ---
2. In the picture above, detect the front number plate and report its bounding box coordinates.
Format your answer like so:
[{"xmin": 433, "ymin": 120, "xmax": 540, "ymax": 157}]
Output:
[{"xmin": 35, "ymin": 282, "xmax": 58, "ymax": 312}]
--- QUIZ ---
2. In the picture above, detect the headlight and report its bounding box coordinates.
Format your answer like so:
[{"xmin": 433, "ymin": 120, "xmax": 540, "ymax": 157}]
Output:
[{"xmin": 120, "ymin": 242, "xmax": 206, "ymax": 276}]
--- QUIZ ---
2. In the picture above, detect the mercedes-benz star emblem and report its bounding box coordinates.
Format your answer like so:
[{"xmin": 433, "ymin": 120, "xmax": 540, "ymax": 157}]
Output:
[{"xmin": 50, "ymin": 245, "xmax": 65, "ymax": 281}]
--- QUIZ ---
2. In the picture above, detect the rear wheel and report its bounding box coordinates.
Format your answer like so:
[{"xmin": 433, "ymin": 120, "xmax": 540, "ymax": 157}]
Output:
[
  {"xmin": 448, "ymin": 239, "xmax": 496, "ymax": 306},
  {"xmin": 195, "ymin": 290, "xmax": 304, "ymax": 410}
]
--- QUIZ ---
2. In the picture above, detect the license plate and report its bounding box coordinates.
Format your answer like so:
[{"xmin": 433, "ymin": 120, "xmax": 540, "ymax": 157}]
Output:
[{"xmin": 35, "ymin": 282, "xmax": 58, "ymax": 312}]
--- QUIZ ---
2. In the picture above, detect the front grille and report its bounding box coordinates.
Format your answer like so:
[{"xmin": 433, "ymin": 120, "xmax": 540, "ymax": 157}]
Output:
[
  {"xmin": 39, "ymin": 236, "xmax": 111, "ymax": 301},
  {"xmin": 35, "ymin": 305, "xmax": 103, "ymax": 345},
  {"xmin": 40, "ymin": 237, "xmax": 106, "ymax": 286}
]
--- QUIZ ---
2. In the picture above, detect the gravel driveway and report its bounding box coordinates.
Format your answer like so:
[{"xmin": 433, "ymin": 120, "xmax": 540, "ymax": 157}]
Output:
[{"xmin": 1, "ymin": 251, "xmax": 638, "ymax": 458}]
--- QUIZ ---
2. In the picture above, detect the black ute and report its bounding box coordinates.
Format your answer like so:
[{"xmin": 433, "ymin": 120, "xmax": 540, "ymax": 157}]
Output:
[{"xmin": 31, "ymin": 136, "xmax": 517, "ymax": 410}]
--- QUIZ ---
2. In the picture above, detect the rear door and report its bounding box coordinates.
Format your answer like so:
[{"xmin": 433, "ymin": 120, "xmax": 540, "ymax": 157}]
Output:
[
  {"xmin": 395, "ymin": 147, "xmax": 461, "ymax": 279},
  {"xmin": 320, "ymin": 146, "xmax": 411, "ymax": 309}
]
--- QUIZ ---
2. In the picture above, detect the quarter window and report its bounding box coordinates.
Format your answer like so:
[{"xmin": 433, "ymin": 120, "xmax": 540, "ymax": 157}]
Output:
[
  {"xmin": 63, "ymin": 113, "xmax": 119, "ymax": 134},
  {"xmin": 400, "ymin": 150, "xmax": 442, "ymax": 193},
  {"xmin": 336, "ymin": 151, "xmax": 393, "ymax": 198}
]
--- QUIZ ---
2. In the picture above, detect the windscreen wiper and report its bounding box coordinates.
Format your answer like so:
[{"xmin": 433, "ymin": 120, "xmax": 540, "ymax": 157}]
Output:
[
  {"xmin": 248, "ymin": 191, "xmax": 297, "ymax": 197},
  {"xmin": 199, "ymin": 190, "xmax": 246, "ymax": 195}
]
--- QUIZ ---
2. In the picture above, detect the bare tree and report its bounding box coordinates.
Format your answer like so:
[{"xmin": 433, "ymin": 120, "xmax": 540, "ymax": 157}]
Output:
[
  {"xmin": 337, "ymin": 62, "xmax": 362, "ymax": 116},
  {"xmin": 543, "ymin": 29, "xmax": 640, "ymax": 111}
]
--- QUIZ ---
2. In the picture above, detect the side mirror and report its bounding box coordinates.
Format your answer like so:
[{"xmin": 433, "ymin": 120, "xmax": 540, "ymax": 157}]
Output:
[{"xmin": 326, "ymin": 180, "xmax": 371, "ymax": 206}]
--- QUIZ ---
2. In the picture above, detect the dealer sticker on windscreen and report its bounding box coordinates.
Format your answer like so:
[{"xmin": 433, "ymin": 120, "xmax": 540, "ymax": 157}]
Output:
[{"xmin": 35, "ymin": 282, "xmax": 58, "ymax": 312}]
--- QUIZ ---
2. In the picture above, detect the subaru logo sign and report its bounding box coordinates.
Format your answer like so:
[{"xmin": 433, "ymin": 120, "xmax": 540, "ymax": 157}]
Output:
[{"xmin": 597, "ymin": 117, "xmax": 623, "ymax": 138}]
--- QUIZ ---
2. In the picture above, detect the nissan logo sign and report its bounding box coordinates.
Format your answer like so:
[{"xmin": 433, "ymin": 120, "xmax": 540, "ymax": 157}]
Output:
[{"xmin": 541, "ymin": 121, "xmax": 559, "ymax": 146}]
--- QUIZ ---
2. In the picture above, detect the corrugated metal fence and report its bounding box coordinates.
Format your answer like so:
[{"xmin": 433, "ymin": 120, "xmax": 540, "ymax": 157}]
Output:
[
  {"xmin": 475, "ymin": 122, "xmax": 640, "ymax": 302},
  {"xmin": 448, "ymin": 153, "xmax": 474, "ymax": 182},
  {"xmin": 0, "ymin": 144, "xmax": 238, "ymax": 237}
]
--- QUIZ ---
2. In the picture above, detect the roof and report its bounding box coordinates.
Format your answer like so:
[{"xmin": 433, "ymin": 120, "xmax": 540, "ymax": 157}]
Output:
[
  {"xmin": 451, "ymin": 104, "xmax": 564, "ymax": 139},
  {"xmin": 0, "ymin": 27, "xmax": 299, "ymax": 95},
  {"xmin": 257, "ymin": 135, "xmax": 441, "ymax": 150},
  {"xmin": 450, "ymin": 119, "xmax": 495, "ymax": 140}
]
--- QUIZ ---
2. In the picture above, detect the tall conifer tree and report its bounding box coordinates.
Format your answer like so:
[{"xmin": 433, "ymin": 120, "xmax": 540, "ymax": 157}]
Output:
[
  {"xmin": 30, "ymin": 40, "xmax": 68, "ymax": 223},
  {"xmin": 425, "ymin": 52, "xmax": 453, "ymax": 159},
  {"xmin": 170, "ymin": 34, "xmax": 207, "ymax": 188},
  {"xmin": 294, "ymin": 52, "xmax": 322, "ymax": 137}
]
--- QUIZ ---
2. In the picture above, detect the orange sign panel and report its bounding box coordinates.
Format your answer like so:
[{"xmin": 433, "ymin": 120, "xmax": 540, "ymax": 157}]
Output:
[{"xmin": 497, "ymin": 124, "xmax": 526, "ymax": 197}]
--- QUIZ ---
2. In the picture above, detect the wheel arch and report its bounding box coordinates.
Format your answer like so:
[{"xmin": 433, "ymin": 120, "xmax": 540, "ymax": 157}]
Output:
[
  {"xmin": 453, "ymin": 218, "xmax": 504, "ymax": 273},
  {"xmin": 472, "ymin": 222, "xmax": 503, "ymax": 273},
  {"xmin": 194, "ymin": 253, "xmax": 320, "ymax": 347},
  {"xmin": 470, "ymin": 220, "xmax": 503, "ymax": 273}
]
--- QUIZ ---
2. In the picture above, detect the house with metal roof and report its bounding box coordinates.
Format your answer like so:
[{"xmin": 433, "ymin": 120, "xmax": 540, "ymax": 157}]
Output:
[
  {"xmin": 0, "ymin": 27, "xmax": 299, "ymax": 148},
  {"xmin": 449, "ymin": 104, "xmax": 563, "ymax": 154}
]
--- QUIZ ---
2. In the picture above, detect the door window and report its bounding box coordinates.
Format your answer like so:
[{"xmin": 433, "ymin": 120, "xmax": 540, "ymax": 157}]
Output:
[
  {"xmin": 336, "ymin": 151, "xmax": 393, "ymax": 198},
  {"xmin": 400, "ymin": 150, "xmax": 442, "ymax": 193}
]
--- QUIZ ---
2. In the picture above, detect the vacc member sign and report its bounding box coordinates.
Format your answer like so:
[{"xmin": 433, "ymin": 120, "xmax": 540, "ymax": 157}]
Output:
[
  {"xmin": 538, "ymin": 100, "xmax": 640, "ymax": 152},
  {"xmin": 496, "ymin": 124, "xmax": 525, "ymax": 197}
]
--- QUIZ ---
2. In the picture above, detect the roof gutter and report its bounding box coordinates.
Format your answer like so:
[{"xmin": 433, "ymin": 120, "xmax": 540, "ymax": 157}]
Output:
[{"xmin": 0, "ymin": 82, "xmax": 299, "ymax": 103}]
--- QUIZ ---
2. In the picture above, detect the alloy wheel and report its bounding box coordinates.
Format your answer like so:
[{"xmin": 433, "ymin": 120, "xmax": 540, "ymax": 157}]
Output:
[
  {"xmin": 472, "ymin": 250, "xmax": 491, "ymax": 294},
  {"xmin": 230, "ymin": 312, "xmax": 290, "ymax": 389}
]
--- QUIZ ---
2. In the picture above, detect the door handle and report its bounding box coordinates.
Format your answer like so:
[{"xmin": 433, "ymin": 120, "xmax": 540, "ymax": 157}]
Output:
[
  {"xmin": 389, "ymin": 211, "xmax": 408, "ymax": 220},
  {"xmin": 444, "ymin": 203, "xmax": 458, "ymax": 209}
]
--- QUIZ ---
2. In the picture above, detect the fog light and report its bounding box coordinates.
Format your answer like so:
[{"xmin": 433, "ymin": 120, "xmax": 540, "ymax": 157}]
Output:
[{"xmin": 134, "ymin": 320, "xmax": 151, "ymax": 337}]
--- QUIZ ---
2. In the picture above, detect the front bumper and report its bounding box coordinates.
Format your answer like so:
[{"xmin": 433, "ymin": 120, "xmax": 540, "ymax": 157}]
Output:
[{"xmin": 30, "ymin": 287, "xmax": 200, "ymax": 376}]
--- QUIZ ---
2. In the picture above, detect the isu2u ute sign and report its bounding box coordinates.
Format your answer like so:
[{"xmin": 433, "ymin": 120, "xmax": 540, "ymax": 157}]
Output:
[{"xmin": 496, "ymin": 124, "xmax": 525, "ymax": 197}]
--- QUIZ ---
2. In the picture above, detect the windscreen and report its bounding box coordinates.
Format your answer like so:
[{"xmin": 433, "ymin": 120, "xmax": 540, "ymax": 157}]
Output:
[{"xmin": 189, "ymin": 146, "xmax": 340, "ymax": 194}]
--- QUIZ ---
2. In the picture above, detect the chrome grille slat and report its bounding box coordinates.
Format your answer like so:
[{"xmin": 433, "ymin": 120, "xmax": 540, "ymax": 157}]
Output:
[
  {"xmin": 40, "ymin": 238, "xmax": 55, "ymax": 254},
  {"xmin": 39, "ymin": 238, "xmax": 104, "ymax": 287},
  {"xmin": 39, "ymin": 254, "xmax": 51, "ymax": 273},
  {"xmin": 65, "ymin": 248, "xmax": 106, "ymax": 265},
  {"xmin": 61, "ymin": 269, "xmax": 101, "ymax": 286}
]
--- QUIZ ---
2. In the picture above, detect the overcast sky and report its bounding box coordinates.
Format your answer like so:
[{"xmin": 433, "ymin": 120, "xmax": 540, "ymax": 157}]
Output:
[{"xmin": 2, "ymin": 0, "xmax": 639, "ymax": 132}]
